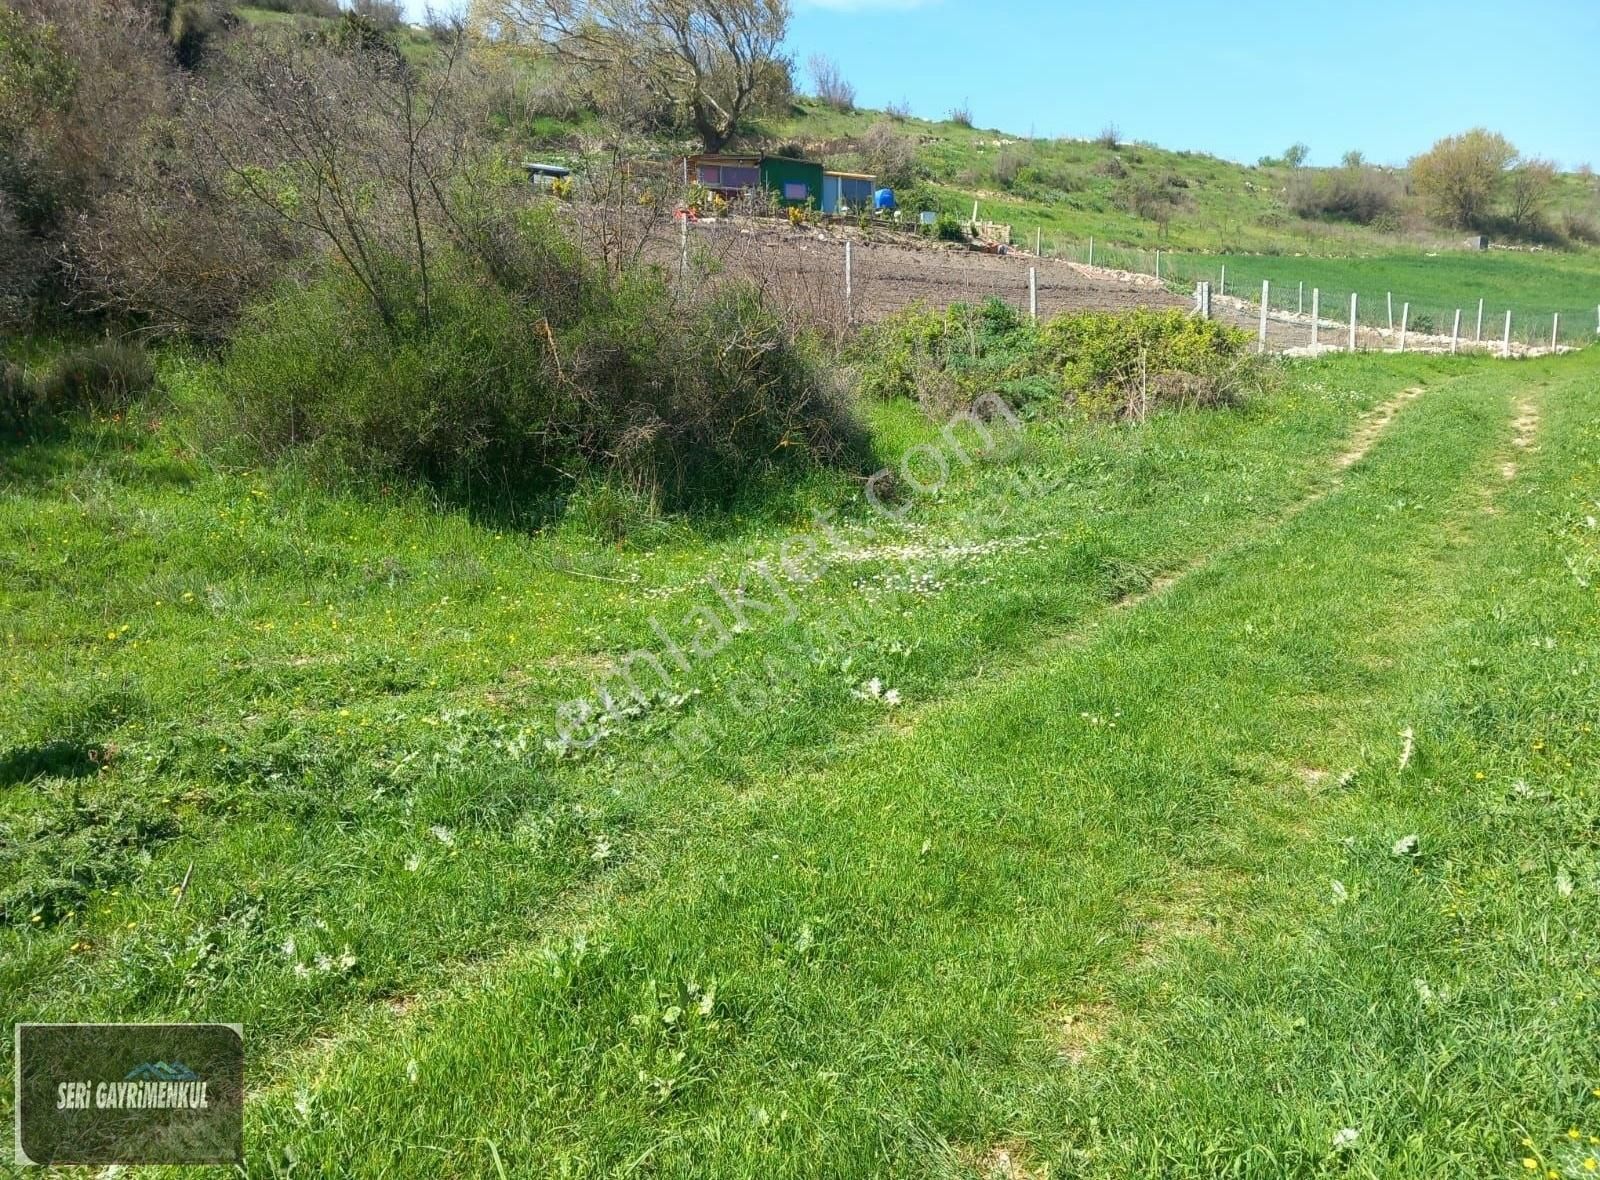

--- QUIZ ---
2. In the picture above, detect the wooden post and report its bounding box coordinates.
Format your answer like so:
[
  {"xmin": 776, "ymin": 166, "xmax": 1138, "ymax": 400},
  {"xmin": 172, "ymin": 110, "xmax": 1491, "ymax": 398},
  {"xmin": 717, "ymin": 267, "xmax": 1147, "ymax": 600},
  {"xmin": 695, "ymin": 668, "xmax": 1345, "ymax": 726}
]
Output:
[
  {"xmin": 1311, "ymin": 288, "xmax": 1319, "ymax": 349},
  {"xmin": 1029, "ymin": 266, "xmax": 1038, "ymax": 322},
  {"xmin": 1398, "ymin": 302, "xmax": 1409, "ymax": 352},
  {"xmin": 1476, "ymin": 298, "xmax": 1484, "ymax": 343},
  {"xmin": 1258, "ymin": 280, "xmax": 1269, "ymax": 353},
  {"xmin": 1349, "ymin": 293, "xmax": 1358, "ymax": 351},
  {"xmin": 844, "ymin": 241, "xmax": 853, "ymax": 323},
  {"xmin": 1451, "ymin": 308, "xmax": 1461, "ymax": 353},
  {"xmin": 1503, "ymin": 310, "xmax": 1512, "ymax": 359},
  {"xmin": 1386, "ymin": 291, "xmax": 1394, "ymax": 333}
]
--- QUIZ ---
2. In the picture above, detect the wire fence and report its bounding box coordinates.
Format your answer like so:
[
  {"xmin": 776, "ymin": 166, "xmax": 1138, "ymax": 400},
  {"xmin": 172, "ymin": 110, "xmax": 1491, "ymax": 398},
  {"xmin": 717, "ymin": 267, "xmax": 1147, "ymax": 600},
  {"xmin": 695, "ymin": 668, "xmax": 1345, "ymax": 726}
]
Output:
[
  {"xmin": 1035, "ymin": 234, "xmax": 1599, "ymax": 351},
  {"xmin": 659, "ymin": 214, "xmax": 1595, "ymax": 356}
]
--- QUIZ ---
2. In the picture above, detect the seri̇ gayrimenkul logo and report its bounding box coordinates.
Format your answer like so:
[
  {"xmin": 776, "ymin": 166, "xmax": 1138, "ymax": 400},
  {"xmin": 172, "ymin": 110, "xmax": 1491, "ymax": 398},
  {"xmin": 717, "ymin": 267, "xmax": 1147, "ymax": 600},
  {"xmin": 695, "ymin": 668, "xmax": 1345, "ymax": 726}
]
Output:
[{"xmin": 122, "ymin": 1062, "xmax": 200, "ymax": 1083}]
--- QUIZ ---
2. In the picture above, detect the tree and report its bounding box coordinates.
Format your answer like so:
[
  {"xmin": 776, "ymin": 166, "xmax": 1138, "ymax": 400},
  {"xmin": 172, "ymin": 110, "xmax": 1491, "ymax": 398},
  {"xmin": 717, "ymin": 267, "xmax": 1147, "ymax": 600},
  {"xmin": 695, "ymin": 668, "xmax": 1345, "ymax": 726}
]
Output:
[
  {"xmin": 1505, "ymin": 157, "xmax": 1556, "ymax": 234},
  {"xmin": 1340, "ymin": 149, "xmax": 1365, "ymax": 169},
  {"xmin": 1410, "ymin": 128, "xmax": 1516, "ymax": 229},
  {"xmin": 1283, "ymin": 142, "xmax": 1310, "ymax": 168},
  {"xmin": 483, "ymin": 0, "xmax": 791, "ymax": 152},
  {"xmin": 806, "ymin": 52, "xmax": 852, "ymax": 111}
]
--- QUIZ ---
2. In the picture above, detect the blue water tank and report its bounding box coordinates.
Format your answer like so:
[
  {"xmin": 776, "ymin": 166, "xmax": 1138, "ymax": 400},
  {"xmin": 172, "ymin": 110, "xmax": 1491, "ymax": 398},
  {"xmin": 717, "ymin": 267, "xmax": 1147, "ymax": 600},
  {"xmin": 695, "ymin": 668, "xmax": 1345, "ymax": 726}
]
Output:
[{"xmin": 874, "ymin": 188, "xmax": 896, "ymax": 211}]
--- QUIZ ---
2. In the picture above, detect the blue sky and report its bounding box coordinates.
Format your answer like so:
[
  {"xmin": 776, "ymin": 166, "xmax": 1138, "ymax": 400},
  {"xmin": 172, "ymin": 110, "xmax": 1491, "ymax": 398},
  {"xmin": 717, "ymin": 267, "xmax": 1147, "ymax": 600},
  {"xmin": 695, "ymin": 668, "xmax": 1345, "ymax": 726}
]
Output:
[{"xmin": 410, "ymin": 0, "xmax": 1599, "ymax": 167}]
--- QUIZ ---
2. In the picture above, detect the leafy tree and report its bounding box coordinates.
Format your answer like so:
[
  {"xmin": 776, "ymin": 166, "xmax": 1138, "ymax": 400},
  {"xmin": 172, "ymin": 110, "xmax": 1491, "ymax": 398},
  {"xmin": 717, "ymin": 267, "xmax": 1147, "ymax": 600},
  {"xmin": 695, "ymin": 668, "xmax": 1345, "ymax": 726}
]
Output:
[
  {"xmin": 1505, "ymin": 157, "xmax": 1556, "ymax": 233},
  {"xmin": 1410, "ymin": 128, "xmax": 1516, "ymax": 229},
  {"xmin": 1282, "ymin": 142, "xmax": 1310, "ymax": 168},
  {"xmin": 1340, "ymin": 149, "xmax": 1364, "ymax": 169},
  {"xmin": 483, "ymin": 0, "xmax": 792, "ymax": 152}
]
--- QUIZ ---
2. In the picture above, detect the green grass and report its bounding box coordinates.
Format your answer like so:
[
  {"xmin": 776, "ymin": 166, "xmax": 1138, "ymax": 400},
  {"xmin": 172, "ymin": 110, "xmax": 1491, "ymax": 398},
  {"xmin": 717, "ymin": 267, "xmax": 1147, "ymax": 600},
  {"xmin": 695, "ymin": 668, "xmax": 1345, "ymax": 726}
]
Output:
[{"xmin": 6, "ymin": 346, "xmax": 1600, "ymax": 1173}]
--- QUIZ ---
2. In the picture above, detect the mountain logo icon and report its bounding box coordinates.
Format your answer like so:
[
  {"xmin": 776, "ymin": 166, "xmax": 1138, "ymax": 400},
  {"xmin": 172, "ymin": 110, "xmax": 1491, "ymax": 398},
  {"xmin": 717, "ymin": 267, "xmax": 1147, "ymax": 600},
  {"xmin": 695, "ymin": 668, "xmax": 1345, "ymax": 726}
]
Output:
[{"xmin": 123, "ymin": 1061, "xmax": 200, "ymax": 1082}]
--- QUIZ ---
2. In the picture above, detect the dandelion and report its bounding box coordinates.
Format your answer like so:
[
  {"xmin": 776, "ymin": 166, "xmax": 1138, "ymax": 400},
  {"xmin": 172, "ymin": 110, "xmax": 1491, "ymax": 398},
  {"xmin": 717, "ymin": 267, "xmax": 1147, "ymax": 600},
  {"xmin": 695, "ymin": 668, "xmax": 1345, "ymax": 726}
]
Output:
[{"xmin": 1523, "ymin": 1160, "xmax": 1538, "ymax": 1171}]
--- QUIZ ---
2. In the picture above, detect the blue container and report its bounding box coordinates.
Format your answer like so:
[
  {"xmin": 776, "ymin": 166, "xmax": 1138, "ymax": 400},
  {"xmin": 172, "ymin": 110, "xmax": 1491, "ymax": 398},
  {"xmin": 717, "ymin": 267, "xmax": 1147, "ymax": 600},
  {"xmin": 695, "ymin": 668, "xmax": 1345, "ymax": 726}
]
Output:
[{"xmin": 874, "ymin": 188, "xmax": 897, "ymax": 211}]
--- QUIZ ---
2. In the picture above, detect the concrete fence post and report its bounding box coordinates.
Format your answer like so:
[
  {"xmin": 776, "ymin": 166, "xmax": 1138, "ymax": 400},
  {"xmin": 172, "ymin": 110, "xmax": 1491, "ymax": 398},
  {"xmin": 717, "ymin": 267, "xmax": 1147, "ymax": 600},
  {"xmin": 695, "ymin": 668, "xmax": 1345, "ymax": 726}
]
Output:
[
  {"xmin": 1503, "ymin": 310, "xmax": 1512, "ymax": 359},
  {"xmin": 1399, "ymin": 302, "xmax": 1409, "ymax": 353},
  {"xmin": 1451, "ymin": 308, "xmax": 1461, "ymax": 354},
  {"xmin": 1311, "ymin": 288, "xmax": 1320, "ymax": 349},
  {"xmin": 1195, "ymin": 281, "xmax": 1211, "ymax": 319},
  {"xmin": 844, "ymin": 241, "xmax": 853, "ymax": 323},
  {"xmin": 1258, "ymin": 280, "xmax": 1269, "ymax": 353},
  {"xmin": 1219, "ymin": 264, "xmax": 1226, "ymax": 296},
  {"xmin": 1476, "ymin": 298, "xmax": 1485, "ymax": 343},
  {"xmin": 1035, "ymin": 226, "xmax": 1041, "ymax": 256},
  {"xmin": 1155, "ymin": 250, "xmax": 1161, "ymax": 281},
  {"xmin": 679, "ymin": 215, "xmax": 688, "ymax": 280},
  {"xmin": 1298, "ymin": 281, "xmax": 1304, "ymax": 316},
  {"xmin": 1088, "ymin": 237, "xmax": 1094, "ymax": 267},
  {"xmin": 1349, "ymin": 293, "xmax": 1359, "ymax": 351},
  {"xmin": 1386, "ymin": 291, "xmax": 1394, "ymax": 333},
  {"xmin": 1028, "ymin": 266, "xmax": 1038, "ymax": 322},
  {"xmin": 1552, "ymin": 313, "xmax": 1559, "ymax": 351}
]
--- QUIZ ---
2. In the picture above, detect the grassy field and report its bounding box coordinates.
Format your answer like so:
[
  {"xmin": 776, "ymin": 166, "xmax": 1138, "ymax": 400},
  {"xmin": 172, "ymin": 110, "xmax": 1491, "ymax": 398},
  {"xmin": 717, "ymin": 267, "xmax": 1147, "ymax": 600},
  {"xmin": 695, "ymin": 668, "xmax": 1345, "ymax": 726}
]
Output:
[{"xmin": 5, "ymin": 343, "xmax": 1600, "ymax": 1174}]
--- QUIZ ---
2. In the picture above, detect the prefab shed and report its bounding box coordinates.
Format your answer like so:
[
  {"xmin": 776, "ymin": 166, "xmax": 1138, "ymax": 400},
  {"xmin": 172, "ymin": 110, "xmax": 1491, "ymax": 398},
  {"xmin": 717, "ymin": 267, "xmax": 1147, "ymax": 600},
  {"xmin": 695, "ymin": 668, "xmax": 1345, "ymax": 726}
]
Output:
[
  {"xmin": 689, "ymin": 154, "xmax": 825, "ymax": 209},
  {"xmin": 759, "ymin": 157, "xmax": 824, "ymax": 208},
  {"xmin": 822, "ymin": 170, "xmax": 875, "ymax": 214}
]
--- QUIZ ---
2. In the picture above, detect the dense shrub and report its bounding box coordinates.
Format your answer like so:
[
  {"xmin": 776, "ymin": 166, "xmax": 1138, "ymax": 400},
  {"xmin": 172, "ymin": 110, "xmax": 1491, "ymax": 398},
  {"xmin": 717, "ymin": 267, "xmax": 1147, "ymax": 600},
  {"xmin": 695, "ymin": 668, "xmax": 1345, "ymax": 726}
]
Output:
[
  {"xmin": 38, "ymin": 341, "xmax": 155, "ymax": 414},
  {"xmin": 206, "ymin": 225, "xmax": 866, "ymax": 512},
  {"xmin": 1035, "ymin": 309, "xmax": 1250, "ymax": 413},
  {"xmin": 854, "ymin": 301, "xmax": 1252, "ymax": 419},
  {"xmin": 860, "ymin": 121, "xmax": 919, "ymax": 189},
  {"xmin": 1288, "ymin": 167, "xmax": 1399, "ymax": 225},
  {"xmin": 1, "ymin": 341, "xmax": 155, "ymax": 439}
]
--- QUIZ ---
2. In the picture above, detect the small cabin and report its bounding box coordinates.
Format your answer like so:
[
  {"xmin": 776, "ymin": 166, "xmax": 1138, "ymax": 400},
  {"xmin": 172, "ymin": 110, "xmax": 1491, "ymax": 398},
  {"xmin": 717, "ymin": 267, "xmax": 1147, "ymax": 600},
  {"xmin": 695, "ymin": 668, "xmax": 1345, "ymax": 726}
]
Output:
[
  {"xmin": 689, "ymin": 154, "xmax": 825, "ymax": 209},
  {"xmin": 822, "ymin": 171, "xmax": 875, "ymax": 214}
]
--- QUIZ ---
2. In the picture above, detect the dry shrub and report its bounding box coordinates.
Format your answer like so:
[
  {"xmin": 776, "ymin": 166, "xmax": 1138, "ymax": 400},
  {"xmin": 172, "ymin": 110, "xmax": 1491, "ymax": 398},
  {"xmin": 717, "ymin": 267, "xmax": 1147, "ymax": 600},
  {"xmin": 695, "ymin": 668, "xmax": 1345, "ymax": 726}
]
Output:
[
  {"xmin": 860, "ymin": 121, "xmax": 919, "ymax": 189},
  {"xmin": 1287, "ymin": 167, "xmax": 1399, "ymax": 224}
]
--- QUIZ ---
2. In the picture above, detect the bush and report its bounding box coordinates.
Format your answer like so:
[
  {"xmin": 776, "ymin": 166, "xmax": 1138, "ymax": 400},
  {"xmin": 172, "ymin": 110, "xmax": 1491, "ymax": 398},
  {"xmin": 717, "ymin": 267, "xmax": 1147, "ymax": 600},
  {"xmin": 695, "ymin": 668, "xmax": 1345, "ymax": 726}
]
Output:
[
  {"xmin": 1, "ymin": 341, "xmax": 155, "ymax": 439},
  {"xmin": 807, "ymin": 54, "xmax": 854, "ymax": 112},
  {"xmin": 947, "ymin": 102, "xmax": 973, "ymax": 128},
  {"xmin": 1036, "ymin": 309, "xmax": 1249, "ymax": 414},
  {"xmin": 207, "ymin": 221, "xmax": 866, "ymax": 513},
  {"xmin": 931, "ymin": 211, "xmax": 967, "ymax": 242},
  {"xmin": 994, "ymin": 149, "xmax": 1025, "ymax": 189},
  {"xmin": 1096, "ymin": 123, "xmax": 1119, "ymax": 149},
  {"xmin": 854, "ymin": 302, "xmax": 1251, "ymax": 420},
  {"xmin": 1287, "ymin": 167, "xmax": 1399, "ymax": 225},
  {"xmin": 1561, "ymin": 211, "xmax": 1600, "ymax": 246},
  {"xmin": 860, "ymin": 121, "xmax": 919, "ymax": 190},
  {"xmin": 38, "ymin": 341, "xmax": 155, "ymax": 415},
  {"xmin": 1, "ymin": 361, "xmax": 42, "ymax": 439}
]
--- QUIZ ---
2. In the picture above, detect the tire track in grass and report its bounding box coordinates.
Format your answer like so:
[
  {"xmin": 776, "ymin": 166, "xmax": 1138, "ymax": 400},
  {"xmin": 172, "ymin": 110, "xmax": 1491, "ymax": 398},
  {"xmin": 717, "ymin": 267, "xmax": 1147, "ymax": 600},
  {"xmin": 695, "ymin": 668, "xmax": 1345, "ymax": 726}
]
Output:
[{"xmin": 252, "ymin": 375, "xmax": 1511, "ymax": 1177}]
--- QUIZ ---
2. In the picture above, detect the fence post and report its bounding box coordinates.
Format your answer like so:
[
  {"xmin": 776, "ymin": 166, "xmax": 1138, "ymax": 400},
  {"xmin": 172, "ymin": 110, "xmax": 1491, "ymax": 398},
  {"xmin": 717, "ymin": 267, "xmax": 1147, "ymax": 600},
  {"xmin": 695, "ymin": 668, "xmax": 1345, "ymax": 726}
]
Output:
[
  {"xmin": 1219, "ymin": 264, "xmax": 1226, "ymax": 296},
  {"xmin": 1196, "ymin": 281, "xmax": 1211, "ymax": 319},
  {"xmin": 844, "ymin": 241, "xmax": 853, "ymax": 323},
  {"xmin": 1029, "ymin": 266, "xmax": 1038, "ymax": 322},
  {"xmin": 1155, "ymin": 250, "xmax": 1161, "ymax": 280},
  {"xmin": 679, "ymin": 215, "xmax": 688, "ymax": 280},
  {"xmin": 1258, "ymin": 280, "xmax": 1269, "ymax": 353},
  {"xmin": 1476, "ymin": 298, "xmax": 1484, "ymax": 343},
  {"xmin": 1552, "ymin": 313, "xmax": 1559, "ymax": 351},
  {"xmin": 1503, "ymin": 310, "xmax": 1512, "ymax": 359},
  {"xmin": 1451, "ymin": 308, "xmax": 1460, "ymax": 354},
  {"xmin": 1088, "ymin": 237, "xmax": 1094, "ymax": 267},
  {"xmin": 1386, "ymin": 291, "xmax": 1393, "ymax": 333},
  {"xmin": 1399, "ymin": 302, "xmax": 1409, "ymax": 353},
  {"xmin": 1311, "ymin": 288, "xmax": 1320, "ymax": 349},
  {"xmin": 1349, "ymin": 293, "xmax": 1358, "ymax": 351},
  {"xmin": 1035, "ymin": 226, "xmax": 1041, "ymax": 256},
  {"xmin": 1298, "ymin": 281, "xmax": 1304, "ymax": 316}
]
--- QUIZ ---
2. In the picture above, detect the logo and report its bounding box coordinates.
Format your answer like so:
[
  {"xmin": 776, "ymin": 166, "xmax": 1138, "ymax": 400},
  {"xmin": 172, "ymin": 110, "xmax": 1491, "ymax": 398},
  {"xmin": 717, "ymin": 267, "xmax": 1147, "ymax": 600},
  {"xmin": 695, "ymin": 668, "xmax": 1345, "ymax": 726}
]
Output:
[{"xmin": 15, "ymin": 1024, "xmax": 243, "ymax": 1166}]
